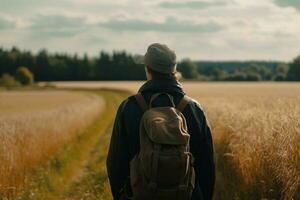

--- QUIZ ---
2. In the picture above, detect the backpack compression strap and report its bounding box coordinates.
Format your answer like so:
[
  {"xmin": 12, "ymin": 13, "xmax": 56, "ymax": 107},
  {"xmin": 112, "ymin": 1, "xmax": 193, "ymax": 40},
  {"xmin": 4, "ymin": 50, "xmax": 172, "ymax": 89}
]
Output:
[
  {"xmin": 134, "ymin": 93, "xmax": 148, "ymax": 112},
  {"xmin": 176, "ymin": 95, "xmax": 191, "ymax": 112}
]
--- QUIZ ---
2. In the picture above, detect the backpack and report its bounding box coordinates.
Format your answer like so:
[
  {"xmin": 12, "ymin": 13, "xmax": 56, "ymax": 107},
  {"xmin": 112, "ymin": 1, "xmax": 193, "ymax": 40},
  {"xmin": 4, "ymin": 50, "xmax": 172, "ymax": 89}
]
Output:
[{"xmin": 130, "ymin": 92, "xmax": 195, "ymax": 200}]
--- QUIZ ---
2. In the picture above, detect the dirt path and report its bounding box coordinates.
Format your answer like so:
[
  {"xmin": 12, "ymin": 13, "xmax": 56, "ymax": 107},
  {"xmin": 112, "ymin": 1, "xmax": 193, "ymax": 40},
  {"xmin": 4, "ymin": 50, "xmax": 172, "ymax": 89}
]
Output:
[
  {"xmin": 61, "ymin": 91, "xmax": 123, "ymax": 200},
  {"xmin": 16, "ymin": 90, "xmax": 128, "ymax": 200},
  {"xmin": 61, "ymin": 124, "xmax": 113, "ymax": 200}
]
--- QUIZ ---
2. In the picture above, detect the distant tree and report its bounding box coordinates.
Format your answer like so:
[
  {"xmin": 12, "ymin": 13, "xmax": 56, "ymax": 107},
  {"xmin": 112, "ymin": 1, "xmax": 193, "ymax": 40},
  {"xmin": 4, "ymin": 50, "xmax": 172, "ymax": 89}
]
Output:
[
  {"xmin": 273, "ymin": 63, "xmax": 289, "ymax": 81},
  {"xmin": 242, "ymin": 64, "xmax": 265, "ymax": 81},
  {"xmin": 15, "ymin": 66, "xmax": 34, "ymax": 85},
  {"xmin": 0, "ymin": 73, "xmax": 20, "ymax": 87},
  {"xmin": 225, "ymin": 71, "xmax": 247, "ymax": 81},
  {"xmin": 276, "ymin": 63, "xmax": 289, "ymax": 74},
  {"xmin": 274, "ymin": 74, "xmax": 286, "ymax": 81},
  {"xmin": 210, "ymin": 67, "xmax": 228, "ymax": 81},
  {"xmin": 79, "ymin": 53, "xmax": 92, "ymax": 80},
  {"xmin": 35, "ymin": 49, "xmax": 50, "ymax": 81},
  {"xmin": 258, "ymin": 65, "xmax": 272, "ymax": 80},
  {"xmin": 245, "ymin": 64, "xmax": 260, "ymax": 73},
  {"xmin": 95, "ymin": 51, "xmax": 110, "ymax": 80},
  {"xmin": 287, "ymin": 55, "xmax": 300, "ymax": 81},
  {"xmin": 177, "ymin": 59, "xmax": 199, "ymax": 79},
  {"xmin": 49, "ymin": 58, "xmax": 70, "ymax": 80},
  {"xmin": 197, "ymin": 74, "xmax": 210, "ymax": 81},
  {"xmin": 246, "ymin": 72, "xmax": 261, "ymax": 81}
]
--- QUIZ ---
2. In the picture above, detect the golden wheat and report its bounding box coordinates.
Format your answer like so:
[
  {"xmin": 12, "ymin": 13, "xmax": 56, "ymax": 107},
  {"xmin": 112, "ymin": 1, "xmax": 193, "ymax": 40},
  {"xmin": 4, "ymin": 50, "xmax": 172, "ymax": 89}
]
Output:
[
  {"xmin": 30, "ymin": 82, "xmax": 300, "ymax": 199},
  {"xmin": 57, "ymin": 81, "xmax": 300, "ymax": 199},
  {"xmin": 187, "ymin": 83, "xmax": 300, "ymax": 199},
  {"xmin": 0, "ymin": 90, "xmax": 95, "ymax": 116},
  {"xmin": 0, "ymin": 90, "xmax": 104, "ymax": 196}
]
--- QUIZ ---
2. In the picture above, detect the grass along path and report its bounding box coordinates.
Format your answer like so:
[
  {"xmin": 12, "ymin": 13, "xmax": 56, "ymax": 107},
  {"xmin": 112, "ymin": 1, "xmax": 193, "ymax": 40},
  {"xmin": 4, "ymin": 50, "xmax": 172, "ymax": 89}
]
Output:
[
  {"xmin": 62, "ymin": 123, "xmax": 114, "ymax": 200},
  {"xmin": 16, "ymin": 90, "xmax": 129, "ymax": 200},
  {"xmin": 61, "ymin": 91, "xmax": 122, "ymax": 200}
]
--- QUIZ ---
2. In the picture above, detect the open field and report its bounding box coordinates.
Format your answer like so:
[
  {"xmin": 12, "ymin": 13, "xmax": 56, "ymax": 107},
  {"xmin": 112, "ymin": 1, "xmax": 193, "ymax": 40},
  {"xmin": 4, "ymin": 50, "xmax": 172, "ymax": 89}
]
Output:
[
  {"xmin": 1, "ymin": 82, "xmax": 299, "ymax": 199},
  {"xmin": 51, "ymin": 81, "xmax": 300, "ymax": 199},
  {"xmin": 0, "ymin": 90, "xmax": 105, "ymax": 199},
  {"xmin": 189, "ymin": 85, "xmax": 300, "ymax": 200},
  {"xmin": 49, "ymin": 81, "xmax": 300, "ymax": 96},
  {"xmin": 0, "ymin": 91, "xmax": 98, "ymax": 116}
]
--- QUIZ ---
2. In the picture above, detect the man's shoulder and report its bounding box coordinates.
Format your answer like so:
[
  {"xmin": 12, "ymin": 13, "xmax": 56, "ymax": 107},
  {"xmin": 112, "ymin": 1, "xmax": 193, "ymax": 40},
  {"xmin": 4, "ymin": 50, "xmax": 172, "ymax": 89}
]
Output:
[
  {"xmin": 120, "ymin": 93, "xmax": 205, "ymax": 114},
  {"xmin": 117, "ymin": 95, "xmax": 140, "ymax": 113},
  {"xmin": 184, "ymin": 96, "xmax": 205, "ymax": 113},
  {"xmin": 125, "ymin": 93, "xmax": 205, "ymax": 112}
]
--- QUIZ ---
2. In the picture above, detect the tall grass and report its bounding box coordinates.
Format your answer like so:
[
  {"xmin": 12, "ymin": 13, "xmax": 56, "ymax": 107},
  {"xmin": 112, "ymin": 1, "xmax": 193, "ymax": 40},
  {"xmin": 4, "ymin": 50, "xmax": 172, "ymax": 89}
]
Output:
[
  {"xmin": 2, "ymin": 83, "xmax": 298, "ymax": 199},
  {"xmin": 195, "ymin": 90, "xmax": 300, "ymax": 199},
  {"xmin": 51, "ymin": 81, "xmax": 300, "ymax": 199},
  {"xmin": 0, "ymin": 91, "xmax": 104, "ymax": 198}
]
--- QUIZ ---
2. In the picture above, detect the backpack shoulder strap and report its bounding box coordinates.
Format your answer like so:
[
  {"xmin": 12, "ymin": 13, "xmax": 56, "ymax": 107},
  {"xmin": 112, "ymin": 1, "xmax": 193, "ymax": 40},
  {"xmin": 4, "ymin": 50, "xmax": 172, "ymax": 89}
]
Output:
[
  {"xmin": 176, "ymin": 95, "xmax": 192, "ymax": 112},
  {"xmin": 134, "ymin": 92, "xmax": 148, "ymax": 112}
]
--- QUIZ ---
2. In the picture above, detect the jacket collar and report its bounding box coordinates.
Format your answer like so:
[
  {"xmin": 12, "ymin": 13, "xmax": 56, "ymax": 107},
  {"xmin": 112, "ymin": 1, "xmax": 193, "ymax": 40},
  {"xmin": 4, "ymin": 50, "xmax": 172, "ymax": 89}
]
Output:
[{"xmin": 138, "ymin": 79, "xmax": 185, "ymax": 95}]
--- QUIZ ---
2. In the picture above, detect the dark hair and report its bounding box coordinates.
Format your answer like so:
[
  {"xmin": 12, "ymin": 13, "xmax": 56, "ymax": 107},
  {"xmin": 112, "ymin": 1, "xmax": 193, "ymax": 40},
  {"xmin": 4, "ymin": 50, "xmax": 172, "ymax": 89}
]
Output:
[{"xmin": 146, "ymin": 66, "xmax": 180, "ymax": 81}]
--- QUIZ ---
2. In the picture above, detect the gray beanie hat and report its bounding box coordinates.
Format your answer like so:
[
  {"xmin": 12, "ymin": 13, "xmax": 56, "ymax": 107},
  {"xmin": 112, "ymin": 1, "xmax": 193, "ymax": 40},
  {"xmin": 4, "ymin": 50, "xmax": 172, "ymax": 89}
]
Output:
[{"xmin": 134, "ymin": 43, "xmax": 177, "ymax": 74}]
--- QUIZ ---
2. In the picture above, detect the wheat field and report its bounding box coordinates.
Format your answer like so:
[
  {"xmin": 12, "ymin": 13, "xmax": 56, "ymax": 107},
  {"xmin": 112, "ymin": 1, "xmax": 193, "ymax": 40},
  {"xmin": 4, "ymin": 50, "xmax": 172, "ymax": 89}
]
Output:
[
  {"xmin": 53, "ymin": 81, "xmax": 300, "ymax": 199},
  {"xmin": 0, "ymin": 90, "xmax": 104, "ymax": 198},
  {"xmin": 188, "ymin": 83, "xmax": 300, "ymax": 200},
  {"xmin": 1, "ymin": 82, "xmax": 299, "ymax": 199}
]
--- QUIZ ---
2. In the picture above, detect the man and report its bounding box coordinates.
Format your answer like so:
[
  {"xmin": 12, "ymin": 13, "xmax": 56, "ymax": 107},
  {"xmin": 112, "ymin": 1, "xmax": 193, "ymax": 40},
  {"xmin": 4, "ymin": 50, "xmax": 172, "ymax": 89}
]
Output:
[{"xmin": 107, "ymin": 43, "xmax": 215, "ymax": 200}]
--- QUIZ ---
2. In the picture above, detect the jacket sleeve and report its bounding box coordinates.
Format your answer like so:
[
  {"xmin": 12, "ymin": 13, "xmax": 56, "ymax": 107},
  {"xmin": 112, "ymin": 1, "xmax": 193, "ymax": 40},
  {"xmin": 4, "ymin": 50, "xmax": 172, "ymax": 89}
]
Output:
[
  {"xmin": 188, "ymin": 101, "xmax": 216, "ymax": 200},
  {"xmin": 106, "ymin": 100, "xmax": 129, "ymax": 200}
]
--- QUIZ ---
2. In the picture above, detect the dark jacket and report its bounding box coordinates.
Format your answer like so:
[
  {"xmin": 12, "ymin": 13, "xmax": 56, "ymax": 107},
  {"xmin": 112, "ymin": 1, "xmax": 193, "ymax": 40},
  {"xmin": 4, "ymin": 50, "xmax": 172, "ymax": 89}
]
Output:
[{"xmin": 107, "ymin": 79, "xmax": 215, "ymax": 200}]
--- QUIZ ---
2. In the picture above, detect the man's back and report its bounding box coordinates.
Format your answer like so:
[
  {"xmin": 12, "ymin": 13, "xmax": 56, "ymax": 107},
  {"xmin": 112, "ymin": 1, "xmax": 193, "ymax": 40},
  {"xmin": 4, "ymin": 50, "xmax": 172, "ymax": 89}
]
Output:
[{"xmin": 107, "ymin": 79, "xmax": 215, "ymax": 200}]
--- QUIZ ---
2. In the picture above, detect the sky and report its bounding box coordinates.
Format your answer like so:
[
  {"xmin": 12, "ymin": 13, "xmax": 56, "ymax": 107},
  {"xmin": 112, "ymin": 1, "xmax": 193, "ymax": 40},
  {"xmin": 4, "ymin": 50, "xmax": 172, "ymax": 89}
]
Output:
[{"xmin": 0, "ymin": 0, "xmax": 300, "ymax": 61}]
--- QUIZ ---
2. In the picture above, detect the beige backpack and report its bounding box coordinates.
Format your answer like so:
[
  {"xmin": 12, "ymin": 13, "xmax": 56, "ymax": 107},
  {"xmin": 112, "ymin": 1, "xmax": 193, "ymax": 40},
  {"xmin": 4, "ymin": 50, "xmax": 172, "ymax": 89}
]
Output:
[{"xmin": 130, "ymin": 92, "xmax": 195, "ymax": 200}]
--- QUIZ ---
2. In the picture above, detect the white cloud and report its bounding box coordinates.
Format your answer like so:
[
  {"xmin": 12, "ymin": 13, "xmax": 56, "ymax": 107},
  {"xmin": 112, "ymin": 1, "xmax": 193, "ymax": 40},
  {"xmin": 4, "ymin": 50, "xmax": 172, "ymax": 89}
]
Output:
[
  {"xmin": 98, "ymin": 17, "xmax": 222, "ymax": 33},
  {"xmin": 0, "ymin": 16, "xmax": 15, "ymax": 30},
  {"xmin": 0, "ymin": 0, "xmax": 300, "ymax": 60}
]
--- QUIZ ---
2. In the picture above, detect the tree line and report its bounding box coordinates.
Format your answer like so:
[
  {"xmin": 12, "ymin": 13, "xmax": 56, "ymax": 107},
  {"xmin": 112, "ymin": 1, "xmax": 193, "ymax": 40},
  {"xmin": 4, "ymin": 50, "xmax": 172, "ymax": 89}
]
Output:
[
  {"xmin": 178, "ymin": 59, "xmax": 299, "ymax": 81},
  {"xmin": 0, "ymin": 47, "xmax": 300, "ymax": 83},
  {"xmin": 0, "ymin": 47, "xmax": 145, "ymax": 82}
]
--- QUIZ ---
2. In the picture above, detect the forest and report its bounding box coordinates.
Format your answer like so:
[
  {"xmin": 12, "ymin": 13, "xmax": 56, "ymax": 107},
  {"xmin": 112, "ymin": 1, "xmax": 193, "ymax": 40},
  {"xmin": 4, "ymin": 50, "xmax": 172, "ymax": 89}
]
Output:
[{"xmin": 0, "ymin": 47, "xmax": 300, "ymax": 83}]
